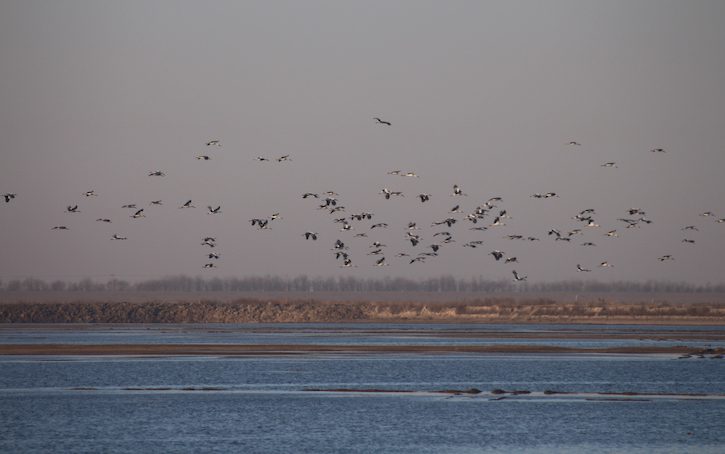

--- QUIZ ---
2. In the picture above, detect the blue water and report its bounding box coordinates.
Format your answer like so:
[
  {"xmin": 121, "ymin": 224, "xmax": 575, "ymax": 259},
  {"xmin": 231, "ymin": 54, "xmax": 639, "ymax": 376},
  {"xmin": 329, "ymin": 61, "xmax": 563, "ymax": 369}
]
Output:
[{"xmin": 1, "ymin": 324, "xmax": 724, "ymax": 453}]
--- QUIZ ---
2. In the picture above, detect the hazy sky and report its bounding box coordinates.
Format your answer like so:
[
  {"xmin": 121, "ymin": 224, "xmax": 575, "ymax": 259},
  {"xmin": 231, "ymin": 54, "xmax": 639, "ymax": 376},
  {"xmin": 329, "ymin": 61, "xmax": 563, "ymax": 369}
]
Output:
[{"xmin": 1, "ymin": 1, "xmax": 725, "ymax": 284}]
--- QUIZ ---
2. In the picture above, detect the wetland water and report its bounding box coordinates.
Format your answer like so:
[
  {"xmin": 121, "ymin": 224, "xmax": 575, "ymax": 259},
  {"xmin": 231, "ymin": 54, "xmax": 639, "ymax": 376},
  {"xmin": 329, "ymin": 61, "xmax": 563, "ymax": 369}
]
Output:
[{"xmin": 1, "ymin": 324, "xmax": 724, "ymax": 453}]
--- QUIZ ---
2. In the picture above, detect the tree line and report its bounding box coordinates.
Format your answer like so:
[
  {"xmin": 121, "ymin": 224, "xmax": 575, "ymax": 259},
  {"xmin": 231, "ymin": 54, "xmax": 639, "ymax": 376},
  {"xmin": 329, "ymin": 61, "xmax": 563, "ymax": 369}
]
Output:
[{"xmin": 1, "ymin": 275, "xmax": 724, "ymax": 293}]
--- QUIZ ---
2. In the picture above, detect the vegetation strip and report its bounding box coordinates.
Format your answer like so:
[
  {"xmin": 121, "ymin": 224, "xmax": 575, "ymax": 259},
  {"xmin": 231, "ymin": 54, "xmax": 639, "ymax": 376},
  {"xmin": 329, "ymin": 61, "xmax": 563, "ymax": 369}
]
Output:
[{"xmin": 1, "ymin": 343, "xmax": 722, "ymax": 356}]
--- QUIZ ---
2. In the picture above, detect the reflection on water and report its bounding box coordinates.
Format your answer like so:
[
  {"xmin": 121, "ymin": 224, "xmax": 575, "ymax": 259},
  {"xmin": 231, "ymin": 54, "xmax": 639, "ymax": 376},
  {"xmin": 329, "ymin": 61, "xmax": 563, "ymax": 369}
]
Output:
[{"xmin": 0, "ymin": 324, "xmax": 724, "ymax": 453}]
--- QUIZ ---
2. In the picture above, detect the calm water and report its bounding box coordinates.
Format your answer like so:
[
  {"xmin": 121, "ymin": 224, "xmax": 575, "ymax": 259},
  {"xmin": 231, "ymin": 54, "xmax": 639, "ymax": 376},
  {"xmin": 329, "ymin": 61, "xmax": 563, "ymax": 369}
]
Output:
[{"xmin": 1, "ymin": 324, "xmax": 724, "ymax": 453}]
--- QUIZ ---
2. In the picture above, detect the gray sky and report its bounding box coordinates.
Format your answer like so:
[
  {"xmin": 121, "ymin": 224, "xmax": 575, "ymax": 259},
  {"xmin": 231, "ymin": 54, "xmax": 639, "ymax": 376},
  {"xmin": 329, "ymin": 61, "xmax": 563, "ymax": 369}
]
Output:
[{"xmin": 1, "ymin": 0, "xmax": 725, "ymax": 284}]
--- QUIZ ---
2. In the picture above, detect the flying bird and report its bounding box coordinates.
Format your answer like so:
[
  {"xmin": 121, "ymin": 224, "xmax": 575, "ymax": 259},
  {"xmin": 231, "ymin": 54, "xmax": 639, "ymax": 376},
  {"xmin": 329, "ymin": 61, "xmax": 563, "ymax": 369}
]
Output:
[
  {"xmin": 206, "ymin": 139, "xmax": 221, "ymax": 147},
  {"xmin": 131, "ymin": 209, "xmax": 145, "ymax": 219},
  {"xmin": 373, "ymin": 117, "xmax": 391, "ymax": 126},
  {"xmin": 51, "ymin": 225, "xmax": 69, "ymax": 230},
  {"xmin": 512, "ymin": 270, "xmax": 527, "ymax": 282},
  {"xmin": 84, "ymin": 190, "xmax": 98, "ymax": 197},
  {"xmin": 2, "ymin": 193, "xmax": 16, "ymax": 203},
  {"xmin": 196, "ymin": 155, "xmax": 211, "ymax": 160},
  {"xmin": 148, "ymin": 170, "xmax": 166, "ymax": 176},
  {"xmin": 180, "ymin": 200, "xmax": 195, "ymax": 209},
  {"xmin": 66, "ymin": 205, "xmax": 80, "ymax": 213},
  {"xmin": 111, "ymin": 234, "xmax": 127, "ymax": 240},
  {"xmin": 207, "ymin": 206, "xmax": 222, "ymax": 215},
  {"xmin": 303, "ymin": 232, "xmax": 318, "ymax": 240}
]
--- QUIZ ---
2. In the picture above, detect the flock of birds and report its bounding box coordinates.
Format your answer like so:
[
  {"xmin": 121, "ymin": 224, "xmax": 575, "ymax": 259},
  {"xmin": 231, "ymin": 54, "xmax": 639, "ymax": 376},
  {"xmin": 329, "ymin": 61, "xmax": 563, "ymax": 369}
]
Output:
[{"xmin": 2, "ymin": 117, "xmax": 724, "ymax": 282}]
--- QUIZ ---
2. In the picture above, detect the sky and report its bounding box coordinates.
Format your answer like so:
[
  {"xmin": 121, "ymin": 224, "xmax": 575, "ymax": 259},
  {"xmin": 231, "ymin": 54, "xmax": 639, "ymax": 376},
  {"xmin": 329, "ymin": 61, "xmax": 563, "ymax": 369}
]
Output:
[{"xmin": 1, "ymin": 0, "xmax": 725, "ymax": 284}]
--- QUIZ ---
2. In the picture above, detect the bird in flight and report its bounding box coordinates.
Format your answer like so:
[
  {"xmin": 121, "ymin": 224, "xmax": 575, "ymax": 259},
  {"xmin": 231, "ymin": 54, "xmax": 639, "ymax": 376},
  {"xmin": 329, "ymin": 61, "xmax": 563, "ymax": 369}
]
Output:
[
  {"xmin": 96, "ymin": 218, "xmax": 112, "ymax": 223},
  {"xmin": 512, "ymin": 270, "xmax": 527, "ymax": 281},
  {"xmin": 131, "ymin": 209, "xmax": 145, "ymax": 219},
  {"xmin": 52, "ymin": 225, "xmax": 69, "ymax": 230},
  {"xmin": 206, "ymin": 139, "xmax": 221, "ymax": 147},
  {"xmin": 303, "ymin": 231, "xmax": 318, "ymax": 240},
  {"xmin": 111, "ymin": 234, "xmax": 127, "ymax": 240},
  {"xmin": 84, "ymin": 190, "xmax": 98, "ymax": 197},
  {"xmin": 373, "ymin": 117, "xmax": 391, "ymax": 126},
  {"xmin": 207, "ymin": 206, "xmax": 222, "ymax": 215},
  {"xmin": 2, "ymin": 193, "xmax": 16, "ymax": 203},
  {"xmin": 196, "ymin": 155, "xmax": 211, "ymax": 161},
  {"xmin": 567, "ymin": 141, "xmax": 581, "ymax": 146},
  {"xmin": 66, "ymin": 205, "xmax": 80, "ymax": 213},
  {"xmin": 179, "ymin": 200, "xmax": 195, "ymax": 209},
  {"xmin": 148, "ymin": 170, "xmax": 166, "ymax": 176}
]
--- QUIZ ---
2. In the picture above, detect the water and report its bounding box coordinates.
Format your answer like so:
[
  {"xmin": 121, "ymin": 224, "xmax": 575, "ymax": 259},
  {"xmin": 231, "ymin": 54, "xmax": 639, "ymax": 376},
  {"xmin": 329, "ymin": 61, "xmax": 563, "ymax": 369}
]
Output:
[{"xmin": 1, "ymin": 324, "xmax": 724, "ymax": 453}]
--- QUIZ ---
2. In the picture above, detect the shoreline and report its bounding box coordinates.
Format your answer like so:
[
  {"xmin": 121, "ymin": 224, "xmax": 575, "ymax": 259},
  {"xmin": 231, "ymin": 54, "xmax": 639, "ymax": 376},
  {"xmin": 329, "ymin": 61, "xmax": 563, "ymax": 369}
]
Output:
[{"xmin": 2, "ymin": 343, "xmax": 723, "ymax": 356}]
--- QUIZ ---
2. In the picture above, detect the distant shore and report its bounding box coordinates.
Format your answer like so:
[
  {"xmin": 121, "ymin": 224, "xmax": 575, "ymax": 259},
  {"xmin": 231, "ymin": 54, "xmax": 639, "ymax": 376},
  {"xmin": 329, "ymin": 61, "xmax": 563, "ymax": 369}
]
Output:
[
  {"xmin": 1, "ymin": 297, "xmax": 724, "ymax": 325},
  {"xmin": 1, "ymin": 343, "xmax": 723, "ymax": 356}
]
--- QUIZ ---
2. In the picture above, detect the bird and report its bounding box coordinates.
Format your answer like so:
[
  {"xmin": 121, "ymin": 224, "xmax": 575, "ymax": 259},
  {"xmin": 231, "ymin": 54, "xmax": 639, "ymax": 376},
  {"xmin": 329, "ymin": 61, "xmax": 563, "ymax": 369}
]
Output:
[
  {"xmin": 452, "ymin": 184, "xmax": 466, "ymax": 196},
  {"xmin": 302, "ymin": 193, "xmax": 319, "ymax": 199},
  {"xmin": 512, "ymin": 270, "xmax": 527, "ymax": 282},
  {"xmin": 681, "ymin": 226, "xmax": 699, "ymax": 231},
  {"xmin": 277, "ymin": 155, "xmax": 292, "ymax": 162},
  {"xmin": 418, "ymin": 193, "xmax": 431, "ymax": 203},
  {"xmin": 255, "ymin": 156, "xmax": 270, "ymax": 162},
  {"xmin": 122, "ymin": 204, "xmax": 137, "ymax": 209},
  {"xmin": 207, "ymin": 206, "xmax": 222, "ymax": 215},
  {"xmin": 208, "ymin": 252, "xmax": 220, "ymax": 259},
  {"xmin": 577, "ymin": 264, "xmax": 591, "ymax": 272},
  {"xmin": 179, "ymin": 200, "xmax": 195, "ymax": 209},
  {"xmin": 66, "ymin": 205, "xmax": 80, "ymax": 213},
  {"xmin": 2, "ymin": 193, "xmax": 16, "ymax": 203},
  {"xmin": 96, "ymin": 218, "xmax": 112, "ymax": 223},
  {"xmin": 581, "ymin": 242, "xmax": 596, "ymax": 247},
  {"xmin": 203, "ymin": 263, "xmax": 217, "ymax": 269},
  {"xmin": 490, "ymin": 250, "xmax": 504, "ymax": 261},
  {"xmin": 650, "ymin": 148, "xmax": 666, "ymax": 153},
  {"xmin": 401, "ymin": 172, "xmax": 419, "ymax": 178},
  {"xmin": 111, "ymin": 234, "xmax": 127, "ymax": 240},
  {"xmin": 682, "ymin": 239, "xmax": 695, "ymax": 244},
  {"xmin": 658, "ymin": 255, "xmax": 674, "ymax": 262},
  {"xmin": 373, "ymin": 117, "xmax": 391, "ymax": 126},
  {"xmin": 387, "ymin": 170, "xmax": 402, "ymax": 175},
  {"xmin": 303, "ymin": 231, "xmax": 318, "ymax": 240},
  {"xmin": 148, "ymin": 170, "xmax": 166, "ymax": 176},
  {"xmin": 131, "ymin": 209, "xmax": 145, "ymax": 219},
  {"xmin": 604, "ymin": 230, "xmax": 619, "ymax": 238},
  {"xmin": 150, "ymin": 200, "xmax": 163, "ymax": 206},
  {"xmin": 374, "ymin": 257, "xmax": 389, "ymax": 266},
  {"xmin": 196, "ymin": 155, "xmax": 211, "ymax": 160},
  {"xmin": 380, "ymin": 188, "xmax": 403, "ymax": 200},
  {"xmin": 370, "ymin": 223, "xmax": 389, "ymax": 229},
  {"xmin": 601, "ymin": 162, "xmax": 618, "ymax": 168},
  {"xmin": 599, "ymin": 261, "xmax": 614, "ymax": 268},
  {"xmin": 206, "ymin": 139, "xmax": 221, "ymax": 147},
  {"xmin": 83, "ymin": 190, "xmax": 98, "ymax": 197},
  {"xmin": 567, "ymin": 141, "xmax": 581, "ymax": 146},
  {"xmin": 51, "ymin": 225, "xmax": 69, "ymax": 230},
  {"xmin": 201, "ymin": 238, "xmax": 216, "ymax": 247},
  {"xmin": 505, "ymin": 257, "xmax": 518, "ymax": 264}
]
